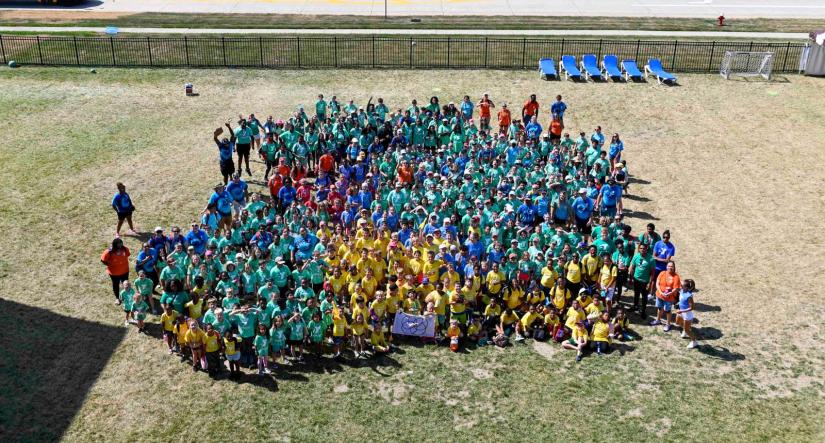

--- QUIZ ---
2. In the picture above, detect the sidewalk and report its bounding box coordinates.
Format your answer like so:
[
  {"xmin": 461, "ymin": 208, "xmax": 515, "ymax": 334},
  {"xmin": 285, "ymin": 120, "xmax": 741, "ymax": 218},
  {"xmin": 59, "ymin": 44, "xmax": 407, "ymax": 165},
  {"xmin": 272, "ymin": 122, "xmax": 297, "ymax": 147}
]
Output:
[{"xmin": 0, "ymin": 26, "xmax": 808, "ymax": 39}]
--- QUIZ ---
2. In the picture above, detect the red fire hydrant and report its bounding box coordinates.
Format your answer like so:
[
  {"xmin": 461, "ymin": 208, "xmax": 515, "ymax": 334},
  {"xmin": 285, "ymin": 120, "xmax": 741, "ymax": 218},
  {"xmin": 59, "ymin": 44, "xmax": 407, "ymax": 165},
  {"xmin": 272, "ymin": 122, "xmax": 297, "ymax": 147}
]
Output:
[{"xmin": 718, "ymin": 15, "xmax": 725, "ymax": 27}]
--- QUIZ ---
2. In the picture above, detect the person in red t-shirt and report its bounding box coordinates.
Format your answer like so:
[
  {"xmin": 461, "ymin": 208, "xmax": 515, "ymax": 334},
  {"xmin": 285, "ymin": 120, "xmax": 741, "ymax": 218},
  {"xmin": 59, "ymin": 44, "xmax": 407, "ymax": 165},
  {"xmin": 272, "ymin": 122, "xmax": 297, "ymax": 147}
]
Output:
[
  {"xmin": 101, "ymin": 237, "xmax": 131, "ymax": 304},
  {"xmin": 477, "ymin": 93, "xmax": 495, "ymax": 131},
  {"xmin": 318, "ymin": 152, "xmax": 336, "ymax": 175}
]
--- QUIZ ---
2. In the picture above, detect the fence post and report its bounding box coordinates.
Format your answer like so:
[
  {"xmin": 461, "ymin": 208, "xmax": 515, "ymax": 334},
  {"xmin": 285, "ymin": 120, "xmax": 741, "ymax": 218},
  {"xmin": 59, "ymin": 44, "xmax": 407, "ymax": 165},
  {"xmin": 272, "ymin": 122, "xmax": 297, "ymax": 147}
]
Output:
[
  {"xmin": 110, "ymin": 36, "xmax": 116, "ymax": 66},
  {"xmin": 782, "ymin": 41, "xmax": 791, "ymax": 72},
  {"xmin": 297, "ymin": 36, "xmax": 302, "ymax": 68},
  {"xmin": 260, "ymin": 36, "xmax": 264, "ymax": 67},
  {"xmin": 707, "ymin": 41, "xmax": 715, "ymax": 72},
  {"xmin": 635, "ymin": 39, "xmax": 640, "ymax": 62},
  {"xmin": 0, "ymin": 35, "xmax": 5, "ymax": 64},
  {"xmin": 147, "ymin": 36, "xmax": 153, "ymax": 67},
  {"xmin": 748, "ymin": 41, "xmax": 754, "ymax": 52},
  {"xmin": 484, "ymin": 37, "xmax": 488, "ymax": 68},
  {"xmin": 372, "ymin": 36, "xmax": 376, "ymax": 68},
  {"xmin": 221, "ymin": 36, "xmax": 226, "ymax": 67},
  {"xmin": 671, "ymin": 40, "xmax": 677, "ymax": 69},
  {"xmin": 598, "ymin": 38, "xmax": 603, "ymax": 60},
  {"xmin": 447, "ymin": 37, "xmax": 451, "ymax": 67},
  {"xmin": 73, "ymin": 36, "xmax": 80, "ymax": 65},
  {"xmin": 334, "ymin": 36, "xmax": 338, "ymax": 68},
  {"xmin": 36, "ymin": 35, "xmax": 43, "ymax": 64},
  {"xmin": 409, "ymin": 37, "xmax": 413, "ymax": 68},
  {"xmin": 184, "ymin": 36, "xmax": 189, "ymax": 66},
  {"xmin": 521, "ymin": 37, "xmax": 526, "ymax": 69},
  {"xmin": 560, "ymin": 38, "xmax": 565, "ymax": 56}
]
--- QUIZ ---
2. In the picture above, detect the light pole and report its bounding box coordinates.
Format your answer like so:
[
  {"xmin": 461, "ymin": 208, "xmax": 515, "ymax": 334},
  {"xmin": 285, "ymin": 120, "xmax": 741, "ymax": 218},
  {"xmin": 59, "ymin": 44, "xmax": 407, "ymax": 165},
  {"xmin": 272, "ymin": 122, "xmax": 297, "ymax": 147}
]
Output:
[{"xmin": 385, "ymin": 0, "xmax": 388, "ymax": 20}]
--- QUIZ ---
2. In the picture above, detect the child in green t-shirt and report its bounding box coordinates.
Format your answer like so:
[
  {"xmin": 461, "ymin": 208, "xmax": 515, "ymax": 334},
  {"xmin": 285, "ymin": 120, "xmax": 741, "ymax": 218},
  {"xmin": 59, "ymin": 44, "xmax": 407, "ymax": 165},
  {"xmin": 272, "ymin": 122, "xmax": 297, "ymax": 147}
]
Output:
[{"xmin": 253, "ymin": 324, "xmax": 271, "ymax": 375}]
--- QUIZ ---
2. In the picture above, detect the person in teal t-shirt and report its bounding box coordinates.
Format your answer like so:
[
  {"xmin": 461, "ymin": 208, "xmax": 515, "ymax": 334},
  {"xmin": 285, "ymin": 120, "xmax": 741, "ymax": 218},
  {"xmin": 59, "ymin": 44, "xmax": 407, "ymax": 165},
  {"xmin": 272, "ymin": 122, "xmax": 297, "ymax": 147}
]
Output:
[
  {"xmin": 253, "ymin": 324, "xmax": 272, "ymax": 375},
  {"xmin": 629, "ymin": 243, "xmax": 656, "ymax": 319}
]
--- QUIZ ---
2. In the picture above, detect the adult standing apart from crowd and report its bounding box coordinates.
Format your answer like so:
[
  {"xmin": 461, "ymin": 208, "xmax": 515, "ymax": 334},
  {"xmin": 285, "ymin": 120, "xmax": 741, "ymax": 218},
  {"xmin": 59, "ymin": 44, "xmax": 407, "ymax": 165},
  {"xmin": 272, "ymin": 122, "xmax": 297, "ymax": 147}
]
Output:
[
  {"xmin": 112, "ymin": 182, "xmax": 137, "ymax": 237},
  {"xmin": 629, "ymin": 243, "xmax": 655, "ymax": 318},
  {"xmin": 497, "ymin": 104, "xmax": 511, "ymax": 136},
  {"xmin": 608, "ymin": 133, "xmax": 624, "ymax": 171},
  {"xmin": 652, "ymin": 230, "xmax": 675, "ymax": 281},
  {"xmin": 225, "ymin": 173, "xmax": 248, "ymax": 215},
  {"xmin": 550, "ymin": 95, "xmax": 567, "ymax": 125},
  {"xmin": 315, "ymin": 94, "xmax": 327, "ymax": 121},
  {"xmin": 675, "ymin": 279, "xmax": 698, "ymax": 349},
  {"xmin": 206, "ymin": 183, "xmax": 233, "ymax": 234},
  {"xmin": 234, "ymin": 116, "xmax": 254, "ymax": 177},
  {"xmin": 596, "ymin": 177, "xmax": 623, "ymax": 218},
  {"xmin": 213, "ymin": 122, "xmax": 236, "ymax": 185},
  {"xmin": 101, "ymin": 238, "xmax": 130, "ymax": 305},
  {"xmin": 522, "ymin": 94, "xmax": 539, "ymax": 123},
  {"xmin": 652, "ymin": 260, "xmax": 681, "ymax": 331},
  {"xmin": 460, "ymin": 95, "xmax": 474, "ymax": 122},
  {"xmin": 477, "ymin": 93, "xmax": 495, "ymax": 132},
  {"xmin": 247, "ymin": 114, "xmax": 263, "ymax": 156}
]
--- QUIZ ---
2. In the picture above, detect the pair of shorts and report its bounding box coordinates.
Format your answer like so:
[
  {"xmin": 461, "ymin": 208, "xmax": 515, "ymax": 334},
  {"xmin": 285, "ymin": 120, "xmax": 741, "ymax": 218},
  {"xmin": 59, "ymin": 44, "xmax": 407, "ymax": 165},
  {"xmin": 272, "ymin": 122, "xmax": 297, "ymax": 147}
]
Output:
[
  {"xmin": 220, "ymin": 160, "xmax": 235, "ymax": 176},
  {"xmin": 236, "ymin": 143, "xmax": 251, "ymax": 156},
  {"xmin": 253, "ymin": 134, "xmax": 262, "ymax": 140},
  {"xmin": 549, "ymin": 133, "xmax": 561, "ymax": 141},
  {"xmin": 116, "ymin": 211, "xmax": 133, "ymax": 221},
  {"xmin": 600, "ymin": 205, "xmax": 617, "ymax": 217},
  {"xmin": 680, "ymin": 310, "xmax": 694, "ymax": 321},
  {"xmin": 287, "ymin": 338, "xmax": 303, "ymax": 346},
  {"xmin": 437, "ymin": 314, "xmax": 447, "ymax": 326},
  {"xmin": 332, "ymin": 336, "xmax": 345, "ymax": 345},
  {"xmin": 601, "ymin": 287, "xmax": 615, "ymax": 300},
  {"xmin": 575, "ymin": 217, "xmax": 590, "ymax": 233},
  {"xmin": 226, "ymin": 352, "xmax": 241, "ymax": 361},
  {"xmin": 567, "ymin": 337, "xmax": 578, "ymax": 346},
  {"xmin": 271, "ymin": 342, "xmax": 284, "ymax": 353},
  {"xmin": 655, "ymin": 298, "xmax": 673, "ymax": 311}
]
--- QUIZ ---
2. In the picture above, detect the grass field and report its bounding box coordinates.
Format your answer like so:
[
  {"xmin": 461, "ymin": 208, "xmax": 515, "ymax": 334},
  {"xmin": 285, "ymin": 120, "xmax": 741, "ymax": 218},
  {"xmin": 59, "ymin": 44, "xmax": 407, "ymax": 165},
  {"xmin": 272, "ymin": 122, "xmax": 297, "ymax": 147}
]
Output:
[
  {"xmin": 1, "ymin": 67, "xmax": 824, "ymax": 442},
  {"xmin": 0, "ymin": 11, "xmax": 822, "ymax": 33}
]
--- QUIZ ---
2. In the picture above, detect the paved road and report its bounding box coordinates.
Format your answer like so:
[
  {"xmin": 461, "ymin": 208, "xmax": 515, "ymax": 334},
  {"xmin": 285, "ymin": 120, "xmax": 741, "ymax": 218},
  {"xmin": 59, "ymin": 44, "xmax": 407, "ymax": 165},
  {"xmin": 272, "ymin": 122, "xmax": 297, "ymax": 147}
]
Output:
[
  {"xmin": 0, "ymin": 25, "xmax": 807, "ymax": 39},
  {"xmin": 2, "ymin": 0, "xmax": 825, "ymax": 19}
]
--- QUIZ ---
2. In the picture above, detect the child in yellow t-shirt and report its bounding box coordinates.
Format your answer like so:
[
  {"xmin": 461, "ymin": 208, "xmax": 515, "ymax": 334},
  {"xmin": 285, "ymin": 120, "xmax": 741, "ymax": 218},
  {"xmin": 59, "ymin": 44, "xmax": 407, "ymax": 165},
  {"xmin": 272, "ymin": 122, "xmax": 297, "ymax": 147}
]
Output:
[
  {"xmin": 611, "ymin": 308, "xmax": 632, "ymax": 341},
  {"xmin": 543, "ymin": 306, "xmax": 562, "ymax": 343},
  {"xmin": 591, "ymin": 312, "xmax": 612, "ymax": 355},
  {"xmin": 466, "ymin": 317, "xmax": 486, "ymax": 344},
  {"xmin": 160, "ymin": 305, "xmax": 178, "ymax": 354},
  {"xmin": 350, "ymin": 313, "xmax": 368, "ymax": 358},
  {"xmin": 562, "ymin": 321, "xmax": 589, "ymax": 362},
  {"xmin": 173, "ymin": 315, "xmax": 189, "ymax": 355},
  {"xmin": 447, "ymin": 319, "xmax": 462, "ymax": 352},
  {"xmin": 370, "ymin": 323, "xmax": 390, "ymax": 354},
  {"xmin": 331, "ymin": 309, "xmax": 349, "ymax": 359}
]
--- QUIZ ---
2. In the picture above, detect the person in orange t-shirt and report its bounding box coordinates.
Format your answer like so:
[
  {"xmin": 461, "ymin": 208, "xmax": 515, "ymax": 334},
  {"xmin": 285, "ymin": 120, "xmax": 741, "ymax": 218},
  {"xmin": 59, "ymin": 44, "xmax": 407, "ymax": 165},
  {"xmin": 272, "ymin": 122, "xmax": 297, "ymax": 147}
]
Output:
[
  {"xmin": 497, "ymin": 104, "xmax": 512, "ymax": 135},
  {"xmin": 318, "ymin": 152, "xmax": 335, "ymax": 174},
  {"xmin": 477, "ymin": 93, "xmax": 495, "ymax": 130},
  {"xmin": 549, "ymin": 114, "xmax": 564, "ymax": 141},
  {"xmin": 396, "ymin": 161, "xmax": 413, "ymax": 184},
  {"xmin": 653, "ymin": 261, "xmax": 682, "ymax": 331},
  {"xmin": 522, "ymin": 94, "xmax": 539, "ymax": 122},
  {"xmin": 101, "ymin": 237, "xmax": 131, "ymax": 304}
]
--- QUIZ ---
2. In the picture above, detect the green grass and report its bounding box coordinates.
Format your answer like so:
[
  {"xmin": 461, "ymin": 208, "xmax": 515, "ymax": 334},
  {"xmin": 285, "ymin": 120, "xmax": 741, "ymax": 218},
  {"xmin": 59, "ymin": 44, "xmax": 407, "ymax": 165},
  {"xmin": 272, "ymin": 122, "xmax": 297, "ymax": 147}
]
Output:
[
  {"xmin": 0, "ymin": 34, "xmax": 806, "ymax": 72},
  {"xmin": 0, "ymin": 12, "xmax": 820, "ymax": 33},
  {"xmin": 1, "ymin": 68, "xmax": 824, "ymax": 442}
]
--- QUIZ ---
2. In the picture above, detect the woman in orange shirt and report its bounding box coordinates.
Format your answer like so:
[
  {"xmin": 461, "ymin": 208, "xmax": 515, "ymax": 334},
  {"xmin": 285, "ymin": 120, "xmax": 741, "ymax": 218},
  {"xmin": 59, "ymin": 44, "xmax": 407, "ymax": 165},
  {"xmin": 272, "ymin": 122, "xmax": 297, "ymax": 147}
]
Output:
[
  {"xmin": 101, "ymin": 237, "xmax": 131, "ymax": 305},
  {"xmin": 652, "ymin": 261, "xmax": 682, "ymax": 332},
  {"xmin": 549, "ymin": 114, "xmax": 564, "ymax": 141},
  {"xmin": 477, "ymin": 93, "xmax": 495, "ymax": 131},
  {"xmin": 396, "ymin": 161, "xmax": 413, "ymax": 184}
]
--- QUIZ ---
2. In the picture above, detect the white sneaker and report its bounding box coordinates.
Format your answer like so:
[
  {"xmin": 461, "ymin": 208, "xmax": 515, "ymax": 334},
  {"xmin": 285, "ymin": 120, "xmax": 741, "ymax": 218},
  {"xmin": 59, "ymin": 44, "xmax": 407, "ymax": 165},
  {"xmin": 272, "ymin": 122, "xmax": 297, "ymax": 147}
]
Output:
[
  {"xmin": 124, "ymin": 320, "xmax": 130, "ymax": 327},
  {"xmin": 681, "ymin": 331, "xmax": 689, "ymax": 339},
  {"xmin": 263, "ymin": 368, "xmax": 272, "ymax": 374},
  {"xmin": 687, "ymin": 341, "xmax": 697, "ymax": 349}
]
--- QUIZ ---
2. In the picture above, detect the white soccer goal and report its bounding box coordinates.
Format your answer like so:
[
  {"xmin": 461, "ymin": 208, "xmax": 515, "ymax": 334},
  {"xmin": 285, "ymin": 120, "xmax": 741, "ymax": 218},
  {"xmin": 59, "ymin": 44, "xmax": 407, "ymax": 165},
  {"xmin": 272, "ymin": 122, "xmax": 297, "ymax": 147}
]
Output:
[{"xmin": 720, "ymin": 51, "xmax": 774, "ymax": 80}]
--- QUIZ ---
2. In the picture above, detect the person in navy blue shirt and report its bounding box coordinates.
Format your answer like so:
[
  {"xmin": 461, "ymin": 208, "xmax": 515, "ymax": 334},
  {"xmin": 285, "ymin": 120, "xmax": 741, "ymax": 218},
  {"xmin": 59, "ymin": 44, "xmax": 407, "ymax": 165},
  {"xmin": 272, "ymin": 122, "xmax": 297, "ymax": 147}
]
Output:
[
  {"xmin": 206, "ymin": 183, "xmax": 233, "ymax": 233},
  {"xmin": 652, "ymin": 230, "xmax": 676, "ymax": 280},
  {"xmin": 572, "ymin": 188, "xmax": 595, "ymax": 238},
  {"xmin": 277, "ymin": 177, "xmax": 297, "ymax": 211},
  {"xmin": 148, "ymin": 227, "xmax": 168, "ymax": 256},
  {"xmin": 185, "ymin": 222, "xmax": 208, "ymax": 255},
  {"xmin": 213, "ymin": 122, "xmax": 236, "ymax": 185},
  {"xmin": 550, "ymin": 95, "xmax": 567, "ymax": 124},
  {"xmin": 225, "ymin": 174, "xmax": 248, "ymax": 214},
  {"xmin": 112, "ymin": 182, "xmax": 136, "ymax": 236},
  {"xmin": 596, "ymin": 177, "xmax": 623, "ymax": 218},
  {"xmin": 135, "ymin": 242, "xmax": 159, "ymax": 288},
  {"xmin": 516, "ymin": 196, "xmax": 538, "ymax": 227}
]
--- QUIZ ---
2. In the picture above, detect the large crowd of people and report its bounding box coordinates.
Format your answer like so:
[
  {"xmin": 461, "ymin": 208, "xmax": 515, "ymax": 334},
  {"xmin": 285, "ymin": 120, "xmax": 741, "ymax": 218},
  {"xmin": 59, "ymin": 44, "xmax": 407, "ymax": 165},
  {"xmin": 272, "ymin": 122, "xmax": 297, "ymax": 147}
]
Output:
[{"xmin": 101, "ymin": 92, "xmax": 699, "ymax": 377}]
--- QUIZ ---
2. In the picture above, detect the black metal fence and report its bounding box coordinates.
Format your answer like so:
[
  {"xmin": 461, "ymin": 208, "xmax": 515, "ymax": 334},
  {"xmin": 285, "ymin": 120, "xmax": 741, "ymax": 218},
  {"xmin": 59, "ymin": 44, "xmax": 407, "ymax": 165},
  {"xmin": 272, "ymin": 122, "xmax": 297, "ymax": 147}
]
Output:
[{"xmin": 0, "ymin": 35, "xmax": 805, "ymax": 72}]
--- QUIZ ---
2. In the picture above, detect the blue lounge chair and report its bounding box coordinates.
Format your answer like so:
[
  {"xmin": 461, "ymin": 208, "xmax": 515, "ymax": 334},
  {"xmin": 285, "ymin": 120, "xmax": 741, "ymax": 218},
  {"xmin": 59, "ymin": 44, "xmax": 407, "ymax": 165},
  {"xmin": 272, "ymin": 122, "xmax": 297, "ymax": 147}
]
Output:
[
  {"xmin": 580, "ymin": 54, "xmax": 603, "ymax": 81},
  {"xmin": 621, "ymin": 59, "xmax": 644, "ymax": 81},
  {"xmin": 559, "ymin": 55, "xmax": 582, "ymax": 81},
  {"xmin": 645, "ymin": 58, "xmax": 677, "ymax": 84},
  {"xmin": 601, "ymin": 55, "xmax": 623, "ymax": 81},
  {"xmin": 538, "ymin": 58, "xmax": 557, "ymax": 80}
]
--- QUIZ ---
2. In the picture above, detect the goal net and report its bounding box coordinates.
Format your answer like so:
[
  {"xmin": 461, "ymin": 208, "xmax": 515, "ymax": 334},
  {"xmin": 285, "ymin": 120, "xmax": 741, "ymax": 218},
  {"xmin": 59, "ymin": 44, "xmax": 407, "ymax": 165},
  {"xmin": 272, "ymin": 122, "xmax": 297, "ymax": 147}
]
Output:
[{"xmin": 720, "ymin": 51, "xmax": 774, "ymax": 80}]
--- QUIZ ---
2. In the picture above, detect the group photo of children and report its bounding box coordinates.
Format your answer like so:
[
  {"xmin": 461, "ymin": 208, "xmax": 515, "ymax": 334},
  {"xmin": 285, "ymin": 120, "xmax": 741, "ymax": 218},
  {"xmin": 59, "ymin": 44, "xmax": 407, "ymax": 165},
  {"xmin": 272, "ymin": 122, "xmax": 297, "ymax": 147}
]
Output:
[{"xmin": 100, "ymin": 91, "xmax": 699, "ymax": 377}]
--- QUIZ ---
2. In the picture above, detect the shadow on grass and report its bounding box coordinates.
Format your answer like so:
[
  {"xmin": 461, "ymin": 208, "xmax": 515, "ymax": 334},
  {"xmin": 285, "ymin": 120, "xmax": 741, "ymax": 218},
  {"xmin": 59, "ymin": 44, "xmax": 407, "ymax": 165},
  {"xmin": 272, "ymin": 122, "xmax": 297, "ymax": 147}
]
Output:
[
  {"xmin": 696, "ymin": 344, "xmax": 745, "ymax": 362},
  {"xmin": 622, "ymin": 209, "xmax": 659, "ymax": 221},
  {"xmin": 693, "ymin": 302, "xmax": 721, "ymax": 313},
  {"xmin": 623, "ymin": 194, "xmax": 651, "ymax": 202},
  {"xmin": 0, "ymin": 298, "xmax": 127, "ymax": 442},
  {"xmin": 696, "ymin": 326, "xmax": 723, "ymax": 341}
]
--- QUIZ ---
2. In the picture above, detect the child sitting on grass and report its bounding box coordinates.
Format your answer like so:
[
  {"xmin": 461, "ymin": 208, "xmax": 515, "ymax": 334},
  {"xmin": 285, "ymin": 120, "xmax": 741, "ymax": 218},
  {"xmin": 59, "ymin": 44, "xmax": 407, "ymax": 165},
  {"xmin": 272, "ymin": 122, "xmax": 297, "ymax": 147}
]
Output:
[
  {"xmin": 562, "ymin": 321, "xmax": 589, "ymax": 362},
  {"xmin": 447, "ymin": 319, "xmax": 462, "ymax": 352},
  {"xmin": 370, "ymin": 321, "xmax": 390, "ymax": 354}
]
